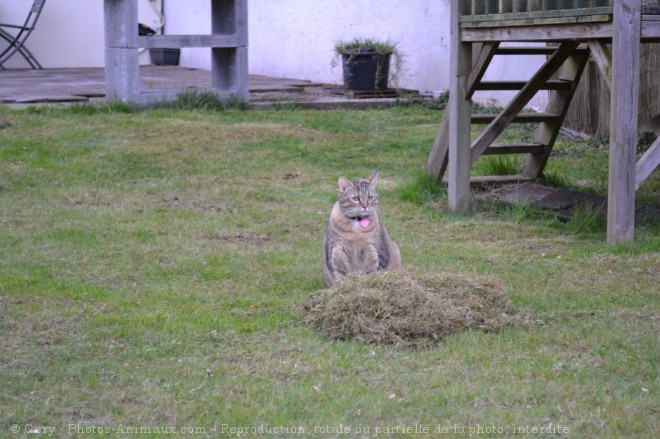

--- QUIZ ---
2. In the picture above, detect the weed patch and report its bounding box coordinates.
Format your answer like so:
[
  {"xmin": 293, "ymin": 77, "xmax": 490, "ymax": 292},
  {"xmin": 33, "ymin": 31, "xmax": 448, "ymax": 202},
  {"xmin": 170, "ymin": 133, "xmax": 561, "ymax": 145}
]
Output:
[{"xmin": 155, "ymin": 88, "xmax": 248, "ymax": 112}]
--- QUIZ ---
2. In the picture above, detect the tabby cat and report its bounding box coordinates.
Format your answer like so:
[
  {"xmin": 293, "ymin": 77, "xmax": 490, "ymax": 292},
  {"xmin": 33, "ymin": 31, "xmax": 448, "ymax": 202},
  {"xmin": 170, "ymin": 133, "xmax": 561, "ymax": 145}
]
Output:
[{"xmin": 323, "ymin": 171, "xmax": 401, "ymax": 286}]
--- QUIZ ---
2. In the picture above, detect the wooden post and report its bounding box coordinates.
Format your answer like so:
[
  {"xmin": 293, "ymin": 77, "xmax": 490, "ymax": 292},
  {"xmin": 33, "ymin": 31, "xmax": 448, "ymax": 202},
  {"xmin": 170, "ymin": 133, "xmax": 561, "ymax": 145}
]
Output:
[
  {"xmin": 104, "ymin": 0, "xmax": 139, "ymax": 102},
  {"xmin": 448, "ymin": 0, "xmax": 473, "ymax": 213},
  {"xmin": 608, "ymin": 0, "xmax": 641, "ymax": 243}
]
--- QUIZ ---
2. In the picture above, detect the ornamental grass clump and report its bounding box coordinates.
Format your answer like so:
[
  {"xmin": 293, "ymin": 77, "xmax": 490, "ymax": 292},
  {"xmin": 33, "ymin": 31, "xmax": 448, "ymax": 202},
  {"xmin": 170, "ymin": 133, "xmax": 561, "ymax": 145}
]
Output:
[{"xmin": 301, "ymin": 270, "xmax": 514, "ymax": 348}]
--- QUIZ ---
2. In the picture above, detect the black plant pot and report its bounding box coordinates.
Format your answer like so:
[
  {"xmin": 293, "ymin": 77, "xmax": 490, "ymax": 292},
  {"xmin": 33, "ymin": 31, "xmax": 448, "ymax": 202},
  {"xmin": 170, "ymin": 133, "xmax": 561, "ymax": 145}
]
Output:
[
  {"xmin": 341, "ymin": 52, "xmax": 391, "ymax": 91},
  {"xmin": 150, "ymin": 48, "xmax": 181, "ymax": 66}
]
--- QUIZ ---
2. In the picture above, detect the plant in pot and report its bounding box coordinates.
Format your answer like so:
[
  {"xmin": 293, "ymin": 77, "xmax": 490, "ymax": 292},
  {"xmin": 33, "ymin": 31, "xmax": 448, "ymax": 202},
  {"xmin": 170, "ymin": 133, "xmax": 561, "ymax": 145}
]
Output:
[{"xmin": 334, "ymin": 38, "xmax": 402, "ymax": 91}]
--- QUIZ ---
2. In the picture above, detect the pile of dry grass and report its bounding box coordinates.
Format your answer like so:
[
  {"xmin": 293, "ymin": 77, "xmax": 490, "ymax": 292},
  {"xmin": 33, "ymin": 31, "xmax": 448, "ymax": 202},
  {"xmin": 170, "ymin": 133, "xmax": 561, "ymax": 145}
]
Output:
[{"xmin": 300, "ymin": 270, "xmax": 514, "ymax": 347}]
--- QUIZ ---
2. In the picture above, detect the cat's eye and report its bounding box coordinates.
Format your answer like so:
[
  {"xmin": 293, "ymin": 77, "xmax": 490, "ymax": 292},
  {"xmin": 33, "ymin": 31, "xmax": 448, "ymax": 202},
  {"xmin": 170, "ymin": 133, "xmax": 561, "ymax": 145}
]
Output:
[
  {"xmin": 352, "ymin": 196, "xmax": 359, "ymax": 201},
  {"xmin": 368, "ymin": 196, "xmax": 374, "ymax": 200}
]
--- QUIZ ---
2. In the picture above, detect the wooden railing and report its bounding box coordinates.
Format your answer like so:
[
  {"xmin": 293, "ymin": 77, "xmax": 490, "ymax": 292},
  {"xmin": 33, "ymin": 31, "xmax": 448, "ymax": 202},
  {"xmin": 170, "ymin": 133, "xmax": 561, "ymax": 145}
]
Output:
[
  {"xmin": 456, "ymin": 1, "xmax": 660, "ymax": 27},
  {"xmin": 460, "ymin": 1, "xmax": 658, "ymax": 22}
]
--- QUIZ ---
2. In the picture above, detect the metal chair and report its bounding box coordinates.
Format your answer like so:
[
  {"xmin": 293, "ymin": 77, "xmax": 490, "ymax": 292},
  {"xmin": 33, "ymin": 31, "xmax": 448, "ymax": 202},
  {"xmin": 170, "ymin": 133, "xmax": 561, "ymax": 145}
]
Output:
[{"xmin": 0, "ymin": 0, "xmax": 47, "ymax": 69}]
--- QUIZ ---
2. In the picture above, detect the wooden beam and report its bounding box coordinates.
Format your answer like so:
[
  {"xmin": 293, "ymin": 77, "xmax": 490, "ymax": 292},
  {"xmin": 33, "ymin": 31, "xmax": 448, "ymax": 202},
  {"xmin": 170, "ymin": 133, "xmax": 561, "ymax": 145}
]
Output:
[
  {"xmin": 587, "ymin": 39, "xmax": 612, "ymax": 89},
  {"xmin": 467, "ymin": 42, "xmax": 500, "ymax": 99},
  {"xmin": 448, "ymin": 1, "xmax": 473, "ymax": 213},
  {"xmin": 642, "ymin": 15, "xmax": 660, "ymax": 40},
  {"xmin": 426, "ymin": 112, "xmax": 450, "ymax": 180},
  {"xmin": 462, "ymin": 22, "xmax": 613, "ymax": 41},
  {"xmin": 470, "ymin": 41, "xmax": 579, "ymax": 165},
  {"xmin": 635, "ymin": 137, "xmax": 660, "ymax": 190},
  {"xmin": 471, "ymin": 112, "xmax": 561, "ymax": 124},
  {"xmin": 474, "ymin": 79, "xmax": 573, "ymax": 90},
  {"xmin": 607, "ymin": 0, "xmax": 641, "ymax": 244}
]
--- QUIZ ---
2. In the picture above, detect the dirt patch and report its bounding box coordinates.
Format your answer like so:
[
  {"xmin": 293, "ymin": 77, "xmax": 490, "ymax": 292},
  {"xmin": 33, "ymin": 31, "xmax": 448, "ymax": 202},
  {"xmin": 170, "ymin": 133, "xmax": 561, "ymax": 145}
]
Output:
[{"xmin": 300, "ymin": 270, "xmax": 514, "ymax": 348}]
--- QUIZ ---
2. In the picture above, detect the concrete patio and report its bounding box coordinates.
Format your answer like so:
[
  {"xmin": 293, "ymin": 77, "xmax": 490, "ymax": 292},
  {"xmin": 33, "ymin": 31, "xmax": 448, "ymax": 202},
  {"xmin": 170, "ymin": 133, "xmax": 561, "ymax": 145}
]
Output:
[{"xmin": 0, "ymin": 66, "xmax": 416, "ymax": 109}]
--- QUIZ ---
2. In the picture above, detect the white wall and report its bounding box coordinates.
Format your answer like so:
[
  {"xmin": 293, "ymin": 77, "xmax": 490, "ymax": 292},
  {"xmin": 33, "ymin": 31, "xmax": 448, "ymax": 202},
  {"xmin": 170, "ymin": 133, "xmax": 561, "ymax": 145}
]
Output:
[
  {"xmin": 0, "ymin": 0, "xmax": 161, "ymax": 68},
  {"xmin": 0, "ymin": 0, "xmax": 547, "ymax": 109},
  {"xmin": 164, "ymin": 0, "xmax": 548, "ymax": 109},
  {"xmin": 164, "ymin": 0, "xmax": 452, "ymax": 93}
]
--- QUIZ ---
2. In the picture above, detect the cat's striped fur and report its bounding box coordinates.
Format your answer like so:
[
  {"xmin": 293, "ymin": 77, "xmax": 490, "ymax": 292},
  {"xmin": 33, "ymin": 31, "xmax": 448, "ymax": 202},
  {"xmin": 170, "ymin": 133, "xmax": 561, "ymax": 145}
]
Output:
[{"xmin": 323, "ymin": 171, "xmax": 401, "ymax": 286}]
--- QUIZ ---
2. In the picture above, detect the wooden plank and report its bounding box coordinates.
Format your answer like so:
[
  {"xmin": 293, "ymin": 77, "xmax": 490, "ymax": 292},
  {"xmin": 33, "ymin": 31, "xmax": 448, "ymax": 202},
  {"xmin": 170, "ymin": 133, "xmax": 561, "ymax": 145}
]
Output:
[
  {"xmin": 528, "ymin": 0, "xmax": 542, "ymax": 12},
  {"xmin": 501, "ymin": 0, "xmax": 514, "ymax": 14},
  {"xmin": 469, "ymin": 41, "xmax": 578, "ymax": 165},
  {"xmin": 468, "ymin": 174, "xmax": 533, "ymax": 185},
  {"xmin": 502, "ymin": 182, "xmax": 558, "ymax": 203},
  {"xmin": 461, "ymin": 12, "xmax": 613, "ymax": 29},
  {"xmin": 543, "ymin": 0, "xmax": 558, "ymax": 10},
  {"xmin": 486, "ymin": 0, "xmax": 499, "ymax": 14},
  {"xmin": 635, "ymin": 137, "xmax": 660, "ymax": 190},
  {"xmin": 461, "ymin": 6, "xmax": 612, "ymax": 26},
  {"xmin": 473, "ymin": 0, "xmax": 485, "ymax": 16},
  {"xmin": 448, "ymin": 2, "xmax": 473, "ymax": 213},
  {"xmin": 642, "ymin": 16, "xmax": 660, "ymax": 39},
  {"xmin": 587, "ymin": 40, "xmax": 612, "ymax": 88},
  {"xmin": 138, "ymin": 34, "xmax": 245, "ymax": 49},
  {"xmin": 607, "ymin": 0, "xmax": 641, "ymax": 243},
  {"xmin": 475, "ymin": 79, "xmax": 572, "ymax": 90},
  {"xmin": 426, "ymin": 111, "xmax": 450, "ymax": 180},
  {"xmin": 462, "ymin": 21, "xmax": 613, "ymax": 41},
  {"xmin": 496, "ymin": 45, "xmax": 560, "ymax": 54},
  {"xmin": 471, "ymin": 112, "xmax": 561, "ymax": 123},
  {"xmin": 483, "ymin": 143, "xmax": 546, "ymax": 154},
  {"xmin": 443, "ymin": 175, "xmax": 535, "ymax": 186},
  {"xmin": 467, "ymin": 42, "xmax": 500, "ymax": 99},
  {"xmin": 530, "ymin": 188, "xmax": 589, "ymax": 209}
]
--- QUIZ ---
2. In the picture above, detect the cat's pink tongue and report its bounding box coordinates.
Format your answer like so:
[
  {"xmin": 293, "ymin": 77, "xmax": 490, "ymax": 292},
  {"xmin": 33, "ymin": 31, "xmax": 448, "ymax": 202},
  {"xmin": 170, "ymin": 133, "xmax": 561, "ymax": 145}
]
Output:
[{"xmin": 359, "ymin": 218, "xmax": 370, "ymax": 228}]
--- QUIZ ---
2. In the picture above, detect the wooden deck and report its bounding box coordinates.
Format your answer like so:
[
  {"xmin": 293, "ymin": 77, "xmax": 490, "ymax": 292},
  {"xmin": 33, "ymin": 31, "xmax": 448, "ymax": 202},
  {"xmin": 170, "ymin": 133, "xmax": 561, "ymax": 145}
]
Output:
[
  {"xmin": 0, "ymin": 66, "xmax": 315, "ymax": 105},
  {"xmin": 431, "ymin": 0, "xmax": 660, "ymax": 243}
]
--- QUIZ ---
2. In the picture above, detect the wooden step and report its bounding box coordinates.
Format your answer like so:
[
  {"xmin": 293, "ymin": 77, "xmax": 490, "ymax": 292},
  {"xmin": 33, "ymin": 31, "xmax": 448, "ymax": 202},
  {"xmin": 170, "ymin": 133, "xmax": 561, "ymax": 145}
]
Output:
[
  {"xmin": 495, "ymin": 46, "xmax": 588, "ymax": 56},
  {"xmin": 475, "ymin": 80, "xmax": 572, "ymax": 91},
  {"xmin": 495, "ymin": 46, "xmax": 558, "ymax": 55},
  {"xmin": 470, "ymin": 175, "xmax": 534, "ymax": 187},
  {"xmin": 471, "ymin": 112, "xmax": 561, "ymax": 124},
  {"xmin": 442, "ymin": 174, "xmax": 534, "ymax": 187},
  {"xmin": 483, "ymin": 143, "xmax": 546, "ymax": 155}
]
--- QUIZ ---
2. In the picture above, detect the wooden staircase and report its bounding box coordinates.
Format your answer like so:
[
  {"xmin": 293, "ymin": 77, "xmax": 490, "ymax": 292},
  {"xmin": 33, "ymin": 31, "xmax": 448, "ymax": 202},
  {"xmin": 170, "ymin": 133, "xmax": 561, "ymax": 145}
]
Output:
[{"xmin": 427, "ymin": 42, "xmax": 590, "ymax": 184}]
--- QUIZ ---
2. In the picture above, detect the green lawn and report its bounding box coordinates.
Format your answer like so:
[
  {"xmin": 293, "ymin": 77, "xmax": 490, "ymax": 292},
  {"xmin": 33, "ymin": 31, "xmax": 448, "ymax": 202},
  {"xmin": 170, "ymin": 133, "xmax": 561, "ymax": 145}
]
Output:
[{"xmin": 0, "ymin": 103, "xmax": 658, "ymax": 437}]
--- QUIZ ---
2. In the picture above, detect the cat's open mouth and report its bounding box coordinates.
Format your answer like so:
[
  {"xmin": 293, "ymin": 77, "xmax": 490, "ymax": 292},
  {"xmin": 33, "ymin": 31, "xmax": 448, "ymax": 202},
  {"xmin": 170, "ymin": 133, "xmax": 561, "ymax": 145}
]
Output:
[
  {"xmin": 345, "ymin": 215, "xmax": 371, "ymax": 228},
  {"xmin": 345, "ymin": 214, "xmax": 371, "ymax": 221}
]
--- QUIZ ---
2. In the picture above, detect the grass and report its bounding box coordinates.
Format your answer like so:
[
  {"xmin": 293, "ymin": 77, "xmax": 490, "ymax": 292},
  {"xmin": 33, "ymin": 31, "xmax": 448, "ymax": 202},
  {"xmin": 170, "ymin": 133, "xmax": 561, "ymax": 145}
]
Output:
[{"xmin": 0, "ymin": 103, "xmax": 658, "ymax": 437}]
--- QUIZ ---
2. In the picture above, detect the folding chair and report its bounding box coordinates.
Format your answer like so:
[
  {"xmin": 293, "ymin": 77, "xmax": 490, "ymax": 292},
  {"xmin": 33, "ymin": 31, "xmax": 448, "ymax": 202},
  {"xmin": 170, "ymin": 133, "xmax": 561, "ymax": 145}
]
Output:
[{"xmin": 0, "ymin": 0, "xmax": 47, "ymax": 69}]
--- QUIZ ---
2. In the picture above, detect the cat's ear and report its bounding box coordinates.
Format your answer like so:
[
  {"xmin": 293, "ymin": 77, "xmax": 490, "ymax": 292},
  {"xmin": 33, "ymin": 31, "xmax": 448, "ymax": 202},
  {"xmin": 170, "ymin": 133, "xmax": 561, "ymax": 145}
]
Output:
[
  {"xmin": 368, "ymin": 170, "xmax": 379, "ymax": 187},
  {"xmin": 338, "ymin": 176, "xmax": 354, "ymax": 194}
]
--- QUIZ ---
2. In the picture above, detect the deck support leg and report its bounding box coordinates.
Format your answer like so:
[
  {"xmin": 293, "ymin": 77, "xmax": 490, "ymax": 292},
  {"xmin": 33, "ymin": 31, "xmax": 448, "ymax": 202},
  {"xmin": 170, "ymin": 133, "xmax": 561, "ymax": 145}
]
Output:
[
  {"xmin": 448, "ymin": 2, "xmax": 472, "ymax": 213},
  {"xmin": 608, "ymin": 0, "xmax": 641, "ymax": 244}
]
